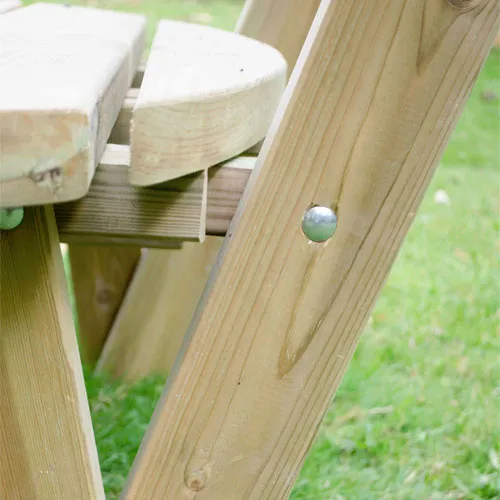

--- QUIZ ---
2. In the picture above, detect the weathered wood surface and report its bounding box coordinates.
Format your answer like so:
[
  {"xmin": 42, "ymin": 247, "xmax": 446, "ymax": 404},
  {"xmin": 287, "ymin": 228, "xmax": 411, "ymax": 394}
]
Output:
[
  {"xmin": 0, "ymin": 207, "xmax": 104, "ymax": 499},
  {"xmin": 97, "ymin": 238, "xmax": 223, "ymax": 381},
  {"xmin": 69, "ymin": 245, "xmax": 141, "ymax": 366},
  {"xmin": 129, "ymin": 20, "xmax": 286, "ymax": 185},
  {"xmin": 123, "ymin": 1, "xmax": 499, "ymax": 498},
  {"xmin": 54, "ymin": 146, "xmax": 254, "ymax": 245},
  {"xmin": 0, "ymin": 3, "xmax": 146, "ymax": 207}
]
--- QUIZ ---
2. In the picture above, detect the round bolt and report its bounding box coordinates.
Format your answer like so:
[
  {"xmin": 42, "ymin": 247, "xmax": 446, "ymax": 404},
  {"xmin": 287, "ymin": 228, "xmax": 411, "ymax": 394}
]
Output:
[
  {"xmin": 0, "ymin": 207, "xmax": 24, "ymax": 230},
  {"xmin": 302, "ymin": 205, "xmax": 337, "ymax": 242}
]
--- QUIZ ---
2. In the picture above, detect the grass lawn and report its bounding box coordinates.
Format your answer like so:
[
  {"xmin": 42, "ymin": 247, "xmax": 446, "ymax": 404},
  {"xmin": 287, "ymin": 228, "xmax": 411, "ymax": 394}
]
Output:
[{"xmin": 24, "ymin": 1, "xmax": 500, "ymax": 498}]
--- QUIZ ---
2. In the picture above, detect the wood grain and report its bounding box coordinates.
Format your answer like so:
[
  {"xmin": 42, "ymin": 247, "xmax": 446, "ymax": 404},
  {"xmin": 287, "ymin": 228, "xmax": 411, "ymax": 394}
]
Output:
[
  {"xmin": 110, "ymin": 90, "xmax": 280, "ymax": 152},
  {"xmin": 123, "ymin": 1, "xmax": 499, "ymax": 498},
  {"xmin": 129, "ymin": 20, "xmax": 286, "ymax": 185},
  {"xmin": 97, "ymin": 238, "xmax": 223, "ymax": 381},
  {"xmin": 0, "ymin": 206, "xmax": 104, "ymax": 499},
  {"xmin": 54, "ymin": 146, "xmax": 254, "ymax": 245},
  {"xmin": 0, "ymin": 3, "xmax": 146, "ymax": 207},
  {"xmin": 69, "ymin": 245, "xmax": 141, "ymax": 366},
  {"xmin": 237, "ymin": 0, "xmax": 322, "ymax": 78}
]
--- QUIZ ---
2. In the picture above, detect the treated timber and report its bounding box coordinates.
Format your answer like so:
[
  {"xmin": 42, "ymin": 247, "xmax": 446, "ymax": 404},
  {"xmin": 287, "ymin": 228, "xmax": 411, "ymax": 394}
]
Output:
[
  {"xmin": 122, "ymin": 1, "xmax": 499, "ymax": 498},
  {"xmin": 129, "ymin": 20, "xmax": 286, "ymax": 185},
  {"xmin": 54, "ymin": 146, "xmax": 254, "ymax": 245},
  {"xmin": 110, "ymin": 90, "xmax": 277, "ymax": 151},
  {"xmin": 97, "ymin": 238, "xmax": 223, "ymax": 381},
  {"xmin": 0, "ymin": 206, "xmax": 104, "ymax": 499},
  {"xmin": 0, "ymin": 3, "xmax": 146, "ymax": 207},
  {"xmin": 69, "ymin": 245, "xmax": 141, "ymax": 366}
]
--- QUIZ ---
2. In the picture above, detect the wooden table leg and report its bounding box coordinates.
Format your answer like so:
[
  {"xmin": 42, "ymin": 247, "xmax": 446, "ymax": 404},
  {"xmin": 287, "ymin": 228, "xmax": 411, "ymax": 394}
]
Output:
[
  {"xmin": 0, "ymin": 206, "xmax": 105, "ymax": 499},
  {"xmin": 69, "ymin": 245, "xmax": 141, "ymax": 366},
  {"xmin": 97, "ymin": 238, "xmax": 223, "ymax": 381},
  {"xmin": 121, "ymin": 1, "xmax": 499, "ymax": 498}
]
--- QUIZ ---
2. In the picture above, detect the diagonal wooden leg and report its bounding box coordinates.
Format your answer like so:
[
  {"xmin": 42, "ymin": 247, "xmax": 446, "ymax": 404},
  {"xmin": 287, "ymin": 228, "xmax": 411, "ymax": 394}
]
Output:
[
  {"xmin": 69, "ymin": 245, "xmax": 141, "ymax": 366},
  {"xmin": 0, "ymin": 206, "xmax": 105, "ymax": 499},
  {"xmin": 97, "ymin": 238, "xmax": 223, "ymax": 381},
  {"xmin": 122, "ymin": 1, "xmax": 499, "ymax": 498}
]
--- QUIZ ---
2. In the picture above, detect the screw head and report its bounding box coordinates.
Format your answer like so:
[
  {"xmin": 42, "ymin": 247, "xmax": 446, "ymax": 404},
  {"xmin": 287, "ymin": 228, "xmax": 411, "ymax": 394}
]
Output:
[
  {"xmin": 0, "ymin": 207, "xmax": 24, "ymax": 230},
  {"xmin": 302, "ymin": 206, "xmax": 337, "ymax": 242}
]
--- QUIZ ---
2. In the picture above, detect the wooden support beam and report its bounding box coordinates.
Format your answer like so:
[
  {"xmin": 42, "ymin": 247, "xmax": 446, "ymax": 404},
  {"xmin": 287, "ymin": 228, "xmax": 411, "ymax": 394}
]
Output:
[
  {"xmin": 122, "ymin": 1, "xmax": 499, "ymax": 498},
  {"xmin": 0, "ymin": 206, "xmax": 105, "ymax": 498},
  {"xmin": 69, "ymin": 245, "xmax": 141, "ymax": 366},
  {"xmin": 97, "ymin": 238, "xmax": 223, "ymax": 381},
  {"xmin": 0, "ymin": 3, "xmax": 146, "ymax": 207},
  {"xmin": 129, "ymin": 20, "xmax": 286, "ymax": 185},
  {"xmin": 54, "ymin": 146, "xmax": 254, "ymax": 245}
]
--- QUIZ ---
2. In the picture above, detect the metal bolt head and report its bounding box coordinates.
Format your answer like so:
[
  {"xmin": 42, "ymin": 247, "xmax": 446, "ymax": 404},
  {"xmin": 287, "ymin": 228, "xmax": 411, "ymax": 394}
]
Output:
[
  {"xmin": 302, "ymin": 205, "xmax": 337, "ymax": 242},
  {"xmin": 0, "ymin": 207, "xmax": 24, "ymax": 230}
]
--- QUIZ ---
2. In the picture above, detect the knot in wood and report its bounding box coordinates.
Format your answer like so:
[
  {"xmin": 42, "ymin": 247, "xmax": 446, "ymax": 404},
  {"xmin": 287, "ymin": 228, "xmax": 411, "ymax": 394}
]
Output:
[
  {"xmin": 185, "ymin": 468, "xmax": 207, "ymax": 492},
  {"xmin": 96, "ymin": 288, "xmax": 113, "ymax": 306},
  {"xmin": 447, "ymin": 0, "xmax": 483, "ymax": 11}
]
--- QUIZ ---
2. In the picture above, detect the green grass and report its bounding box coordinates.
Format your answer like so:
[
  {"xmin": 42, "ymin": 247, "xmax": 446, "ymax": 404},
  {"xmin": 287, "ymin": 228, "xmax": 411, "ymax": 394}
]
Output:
[{"xmin": 25, "ymin": 0, "xmax": 500, "ymax": 497}]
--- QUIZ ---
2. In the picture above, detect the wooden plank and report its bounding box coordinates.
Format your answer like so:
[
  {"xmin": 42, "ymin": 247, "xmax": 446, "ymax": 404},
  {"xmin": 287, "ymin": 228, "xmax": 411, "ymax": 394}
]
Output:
[
  {"xmin": 122, "ymin": 1, "xmax": 499, "ymax": 498},
  {"xmin": 64, "ymin": 235, "xmax": 183, "ymax": 249},
  {"xmin": 97, "ymin": 238, "xmax": 223, "ymax": 381},
  {"xmin": 0, "ymin": 206, "xmax": 105, "ymax": 498},
  {"xmin": 54, "ymin": 145, "xmax": 254, "ymax": 245},
  {"xmin": 69, "ymin": 245, "xmax": 141, "ymax": 366},
  {"xmin": 110, "ymin": 90, "xmax": 280, "ymax": 151},
  {"xmin": 55, "ymin": 144, "xmax": 209, "ymax": 244},
  {"xmin": 0, "ymin": 0, "xmax": 21, "ymax": 14},
  {"xmin": 0, "ymin": 3, "xmax": 146, "ymax": 207},
  {"xmin": 236, "ymin": 0, "xmax": 322, "ymax": 78},
  {"xmin": 129, "ymin": 20, "xmax": 286, "ymax": 186}
]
